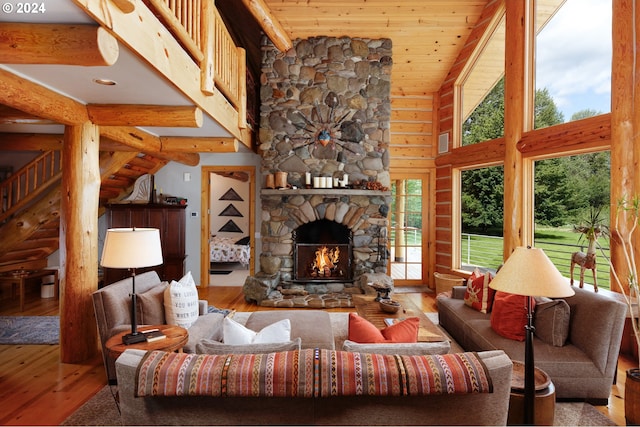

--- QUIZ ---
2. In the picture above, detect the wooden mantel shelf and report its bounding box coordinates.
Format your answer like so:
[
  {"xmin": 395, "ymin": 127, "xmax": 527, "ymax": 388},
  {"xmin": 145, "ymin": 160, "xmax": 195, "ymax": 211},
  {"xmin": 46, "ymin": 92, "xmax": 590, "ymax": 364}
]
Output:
[{"xmin": 261, "ymin": 188, "xmax": 390, "ymax": 196}]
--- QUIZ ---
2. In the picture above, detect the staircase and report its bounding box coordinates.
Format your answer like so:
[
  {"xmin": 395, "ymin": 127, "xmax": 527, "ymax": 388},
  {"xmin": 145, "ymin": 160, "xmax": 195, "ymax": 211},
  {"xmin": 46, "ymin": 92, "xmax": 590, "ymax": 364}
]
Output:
[{"xmin": 0, "ymin": 151, "xmax": 167, "ymax": 272}]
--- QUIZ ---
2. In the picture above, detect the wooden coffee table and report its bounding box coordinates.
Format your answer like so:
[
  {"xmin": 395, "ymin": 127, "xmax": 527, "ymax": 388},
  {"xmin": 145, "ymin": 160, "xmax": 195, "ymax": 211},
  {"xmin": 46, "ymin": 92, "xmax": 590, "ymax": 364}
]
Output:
[
  {"xmin": 352, "ymin": 294, "xmax": 447, "ymax": 342},
  {"xmin": 106, "ymin": 324, "xmax": 189, "ymax": 360}
]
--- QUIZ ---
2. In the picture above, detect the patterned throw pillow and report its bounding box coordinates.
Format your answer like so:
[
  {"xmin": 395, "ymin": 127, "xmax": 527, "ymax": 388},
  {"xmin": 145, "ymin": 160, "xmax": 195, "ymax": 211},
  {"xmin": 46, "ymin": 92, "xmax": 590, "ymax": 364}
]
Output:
[
  {"xmin": 163, "ymin": 271, "xmax": 199, "ymax": 328},
  {"xmin": 490, "ymin": 291, "xmax": 536, "ymax": 341},
  {"xmin": 347, "ymin": 313, "xmax": 419, "ymax": 343},
  {"xmin": 463, "ymin": 268, "xmax": 495, "ymax": 313}
]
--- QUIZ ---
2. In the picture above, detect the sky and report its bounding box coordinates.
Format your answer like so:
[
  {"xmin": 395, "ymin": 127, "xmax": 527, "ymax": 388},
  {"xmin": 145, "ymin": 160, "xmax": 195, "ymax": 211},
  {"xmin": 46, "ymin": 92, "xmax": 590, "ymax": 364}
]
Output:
[{"xmin": 535, "ymin": 0, "xmax": 612, "ymax": 121}]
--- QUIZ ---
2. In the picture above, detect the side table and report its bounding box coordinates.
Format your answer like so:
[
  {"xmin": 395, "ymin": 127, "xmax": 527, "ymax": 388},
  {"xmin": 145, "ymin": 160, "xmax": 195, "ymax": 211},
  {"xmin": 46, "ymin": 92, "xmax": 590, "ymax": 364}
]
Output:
[
  {"xmin": 507, "ymin": 361, "xmax": 556, "ymax": 426},
  {"xmin": 105, "ymin": 324, "xmax": 189, "ymax": 362},
  {"xmin": 0, "ymin": 268, "xmax": 59, "ymax": 312}
]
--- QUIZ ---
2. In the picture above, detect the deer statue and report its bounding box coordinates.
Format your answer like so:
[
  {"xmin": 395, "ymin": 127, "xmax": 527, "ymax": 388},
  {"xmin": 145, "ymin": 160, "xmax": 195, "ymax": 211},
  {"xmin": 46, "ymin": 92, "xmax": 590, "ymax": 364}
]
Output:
[
  {"xmin": 570, "ymin": 241, "xmax": 598, "ymax": 292},
  {"xmin": 570, "ymin": 209, "xmax": 607, "ymax": 293}
]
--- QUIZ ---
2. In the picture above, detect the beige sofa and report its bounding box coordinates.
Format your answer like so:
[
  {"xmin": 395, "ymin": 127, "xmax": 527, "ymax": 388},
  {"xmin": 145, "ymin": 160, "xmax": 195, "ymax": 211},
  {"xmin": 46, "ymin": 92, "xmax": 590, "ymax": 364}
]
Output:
[
  {"xmin": 116, "ymin": 347, "xmax": 512, "ymax": 426},
  {"xmin": 437, "ymin": 285, "xmax": 626, "ymax": 403},
  {"xmin": 92, "ymin": 271, "xmax": 223, "ymax": 383}
]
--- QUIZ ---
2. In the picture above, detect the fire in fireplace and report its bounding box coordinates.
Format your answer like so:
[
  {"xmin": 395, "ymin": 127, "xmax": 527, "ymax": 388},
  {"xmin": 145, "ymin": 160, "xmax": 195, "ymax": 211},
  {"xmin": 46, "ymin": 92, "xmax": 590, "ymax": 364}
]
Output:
[{"xmin": 293, "ymin": 219, "xmax": 353, "ymax": 282}]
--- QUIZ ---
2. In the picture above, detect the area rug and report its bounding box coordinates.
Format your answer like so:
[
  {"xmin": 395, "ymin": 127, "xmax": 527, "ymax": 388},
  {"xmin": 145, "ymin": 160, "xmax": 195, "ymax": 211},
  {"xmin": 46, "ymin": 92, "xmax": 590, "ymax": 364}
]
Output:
[
  {"xmin": 61, "ymin": 384, "xmax": 616, "ymax": 426},
  {"xmin": 0, "ymin": 316, "xmax": 59, "ymax": 344}
]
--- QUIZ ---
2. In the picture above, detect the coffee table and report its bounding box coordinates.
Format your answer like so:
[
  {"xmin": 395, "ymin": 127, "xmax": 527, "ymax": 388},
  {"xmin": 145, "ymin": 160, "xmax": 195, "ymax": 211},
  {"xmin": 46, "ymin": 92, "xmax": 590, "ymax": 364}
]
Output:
[
  {"xmin": 106, "ymin": 324, "xmax": 189, "ymax": 361},
  {"xmin": 352, "ymin": 294, "xmax": 447, "ymax": 342}
]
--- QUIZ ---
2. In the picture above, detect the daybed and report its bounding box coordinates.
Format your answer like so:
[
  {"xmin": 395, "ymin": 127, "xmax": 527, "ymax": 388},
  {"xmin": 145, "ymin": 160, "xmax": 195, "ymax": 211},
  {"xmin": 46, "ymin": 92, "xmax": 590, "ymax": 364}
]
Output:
[
  {"xmin": 116, "ymin": 347, "xmax": 512, "ymax": 425},
  {"xmin": 437, "ymin": 285, "xmax": 626, "ymax": 403}
]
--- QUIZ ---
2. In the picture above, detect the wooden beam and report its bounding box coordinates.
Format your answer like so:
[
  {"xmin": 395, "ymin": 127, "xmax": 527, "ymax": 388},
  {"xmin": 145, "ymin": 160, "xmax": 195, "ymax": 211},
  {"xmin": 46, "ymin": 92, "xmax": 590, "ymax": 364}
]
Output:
[
  {"xmin": 99, "ymin": 126, "xmax": 200, "ymax": 166},
  {"xmin": 87, "ymin": 104, "xmax": 203, "ymax": 127},
  {"xmin": 99, "ymin": 151, "xmax": 139, "ymax": 179},
  {"xmin": 0, "ymin": 106, "xmax": 56, "ymax": 125},
  {"xmin": 0, "ymin": 133, "xmax": 64, "ymax": 151},
  {"xmin": 111, "ymin": 0, "xmax": 135, "ymax": 14},
  {"xmin": 72, "ymin": 0, "xmax": 244, "ymax": 141},
  {"xmin": 0, "ymin": 23, "xmax": 119, "ymax": 66},
  {"xmin": 0, "ymin": 68, "xmax": 89, "ymax": 125},
  {"xmin": 60, "ymin": 123, "xmax": 100, "ymax": 364},
  {"xmin": 160, "ymin": 136, "xmax": 238, "ymax": 152},
  {"xmin": 240, "ymin": 0, "xmax": 293, "ymax": 52}
]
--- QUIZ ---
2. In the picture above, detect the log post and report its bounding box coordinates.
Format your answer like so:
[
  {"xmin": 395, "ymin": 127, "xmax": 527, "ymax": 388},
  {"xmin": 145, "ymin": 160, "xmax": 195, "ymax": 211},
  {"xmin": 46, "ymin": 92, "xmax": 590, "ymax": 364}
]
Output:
[
  {"xmin": 502, "ymin": 0, "xmax": 534, "ymax": 257},
  {"xmin": 610, "ymin": 0, "xmax": 638, "ymax": 294},
  {"xmin": 59, "ymin": 122, "xmax": 100, "ymax": 363}
]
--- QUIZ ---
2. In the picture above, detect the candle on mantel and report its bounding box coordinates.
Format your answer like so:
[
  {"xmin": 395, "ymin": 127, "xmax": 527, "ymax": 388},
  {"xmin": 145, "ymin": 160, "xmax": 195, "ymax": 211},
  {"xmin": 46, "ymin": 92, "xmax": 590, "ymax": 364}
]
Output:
[{"xmin": 305, "ymin": 172, "xmax": 311, "ymax": 185}]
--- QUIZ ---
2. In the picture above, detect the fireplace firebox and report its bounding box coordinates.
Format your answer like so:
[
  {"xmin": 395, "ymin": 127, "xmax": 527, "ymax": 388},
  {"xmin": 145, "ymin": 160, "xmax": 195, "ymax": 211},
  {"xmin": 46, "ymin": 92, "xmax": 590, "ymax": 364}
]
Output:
[{"xmin": 293, "ymin": 219, "xmax": 353, "ymax": 282}]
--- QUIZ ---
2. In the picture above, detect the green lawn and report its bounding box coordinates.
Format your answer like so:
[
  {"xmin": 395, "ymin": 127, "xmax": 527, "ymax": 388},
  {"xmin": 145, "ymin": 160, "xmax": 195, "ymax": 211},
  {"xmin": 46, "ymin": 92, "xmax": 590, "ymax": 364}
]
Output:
[{"xmin": 462, "ymin": 227, "xmax": 611, "ymax": 290}]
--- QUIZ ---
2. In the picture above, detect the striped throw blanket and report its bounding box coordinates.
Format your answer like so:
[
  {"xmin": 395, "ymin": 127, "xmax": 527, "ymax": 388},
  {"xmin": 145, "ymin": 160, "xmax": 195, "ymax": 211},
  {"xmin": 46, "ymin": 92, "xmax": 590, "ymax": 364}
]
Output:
[{"xmin": 135, "ymin": 349, "xmax": 492, "ymax": 398}]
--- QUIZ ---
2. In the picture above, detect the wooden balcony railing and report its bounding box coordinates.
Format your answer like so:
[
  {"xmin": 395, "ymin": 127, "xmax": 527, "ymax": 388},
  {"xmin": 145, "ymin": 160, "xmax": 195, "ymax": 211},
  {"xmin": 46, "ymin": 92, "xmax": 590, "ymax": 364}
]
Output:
[
  {"xmin": 146, "ymin": 0, "xmax": 247, "ymax": 128},
  {"xmin": 0, "ymin": 151, "xmax": 62, "ymax": 224}
]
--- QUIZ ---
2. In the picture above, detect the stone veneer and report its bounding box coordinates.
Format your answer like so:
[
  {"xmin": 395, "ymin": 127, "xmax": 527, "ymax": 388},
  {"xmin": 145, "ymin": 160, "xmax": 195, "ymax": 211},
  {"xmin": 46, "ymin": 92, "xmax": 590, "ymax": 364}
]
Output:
[{"xmin": 245, "ymin": 36, "xmax": 393, "ymax": 306}]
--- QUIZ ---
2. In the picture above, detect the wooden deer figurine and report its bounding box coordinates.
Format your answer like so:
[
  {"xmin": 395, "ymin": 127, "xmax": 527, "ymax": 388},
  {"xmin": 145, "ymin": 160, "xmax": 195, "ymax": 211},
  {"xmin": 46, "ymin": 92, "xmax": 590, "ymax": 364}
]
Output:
[{"xmin": 570, "ymin": 232, "xmax": 599, "ymax": 292}]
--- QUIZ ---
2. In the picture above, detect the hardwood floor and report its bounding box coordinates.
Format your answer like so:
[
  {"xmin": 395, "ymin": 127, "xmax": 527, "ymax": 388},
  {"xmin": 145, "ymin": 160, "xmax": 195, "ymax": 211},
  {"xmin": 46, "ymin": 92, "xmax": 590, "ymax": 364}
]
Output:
[{"xmin": 0, "ymin": 285, "xmax": 634, "ymax": 425}]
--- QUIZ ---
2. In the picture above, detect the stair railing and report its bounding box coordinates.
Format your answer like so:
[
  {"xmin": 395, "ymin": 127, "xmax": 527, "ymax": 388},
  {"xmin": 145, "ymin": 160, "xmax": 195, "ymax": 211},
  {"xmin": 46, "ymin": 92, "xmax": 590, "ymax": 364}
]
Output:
[{"xmin": 0, "ymin": 150, "xmax": 62, "ymax": 224}]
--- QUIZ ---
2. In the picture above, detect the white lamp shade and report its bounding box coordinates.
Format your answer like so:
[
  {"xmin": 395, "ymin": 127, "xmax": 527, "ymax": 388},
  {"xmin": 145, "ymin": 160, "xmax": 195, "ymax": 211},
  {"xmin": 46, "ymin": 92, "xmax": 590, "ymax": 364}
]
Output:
[
  {"xmin": 489, "ymin": 246, "xmax": 575, "ymax": 298},
  {"xmin": 101, "ymin": 228, "xmax": 163, "ymax": 269}
]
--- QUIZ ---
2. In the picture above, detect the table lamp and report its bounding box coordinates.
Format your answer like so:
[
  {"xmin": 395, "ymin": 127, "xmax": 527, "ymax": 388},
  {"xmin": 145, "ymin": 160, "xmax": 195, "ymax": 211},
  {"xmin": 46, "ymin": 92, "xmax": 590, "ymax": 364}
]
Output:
[
  {"xmin": 101, "ymin": 227, "xmax": 163, "ymax": 344},
  {"xmin": 489, "ymin": 246, "xmax": 574, "ymax": 425}
]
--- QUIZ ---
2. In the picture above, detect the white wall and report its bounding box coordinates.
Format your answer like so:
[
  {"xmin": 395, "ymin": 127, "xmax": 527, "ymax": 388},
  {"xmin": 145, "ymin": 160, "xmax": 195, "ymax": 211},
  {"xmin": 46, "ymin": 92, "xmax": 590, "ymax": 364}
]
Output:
[{"xmin": 153, "ymin": 151, "xmax": 262, "ymax": 281}]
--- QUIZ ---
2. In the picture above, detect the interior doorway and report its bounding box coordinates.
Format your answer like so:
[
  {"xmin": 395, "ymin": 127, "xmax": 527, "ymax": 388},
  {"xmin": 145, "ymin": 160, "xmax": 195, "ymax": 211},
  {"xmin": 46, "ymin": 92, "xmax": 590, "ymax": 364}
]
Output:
[{"xmin": 200, "ymin": 166, "xmax": 255, "ymax": 286}]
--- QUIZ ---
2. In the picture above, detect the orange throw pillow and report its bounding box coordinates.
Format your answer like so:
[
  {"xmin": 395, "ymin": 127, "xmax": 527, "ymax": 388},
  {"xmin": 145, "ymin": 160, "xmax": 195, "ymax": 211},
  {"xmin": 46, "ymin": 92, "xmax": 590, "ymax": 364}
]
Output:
[
  {"xmin": 348, "ymin": 313, "xmax": 419, "ymax": 343},
  {"xmin": 490, "ymin": 291, "xmax": 536, "ymax": 341}
]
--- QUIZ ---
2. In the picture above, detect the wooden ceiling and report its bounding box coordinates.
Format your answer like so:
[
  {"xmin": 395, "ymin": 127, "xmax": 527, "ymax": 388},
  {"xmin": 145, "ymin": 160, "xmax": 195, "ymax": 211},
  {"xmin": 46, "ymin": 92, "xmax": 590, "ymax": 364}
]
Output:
[{"xmin": 263, "ymin": 0, "xmax": 490, "ymax": 96}]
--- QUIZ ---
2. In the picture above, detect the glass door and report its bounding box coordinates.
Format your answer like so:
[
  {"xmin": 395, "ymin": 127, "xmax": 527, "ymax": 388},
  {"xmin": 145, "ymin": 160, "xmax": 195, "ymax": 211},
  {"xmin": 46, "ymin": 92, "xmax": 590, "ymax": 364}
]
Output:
[{"xmin": 389, "ymin": 174, "xmax": 429, "ymax": 285}]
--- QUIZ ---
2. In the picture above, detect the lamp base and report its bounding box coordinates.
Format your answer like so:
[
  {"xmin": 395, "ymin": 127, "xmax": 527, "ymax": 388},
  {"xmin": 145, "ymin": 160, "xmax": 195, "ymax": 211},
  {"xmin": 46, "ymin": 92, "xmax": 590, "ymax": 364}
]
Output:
[{"xmin": 122, "ymin": 332, "xmax": 147, "ymax": 345}]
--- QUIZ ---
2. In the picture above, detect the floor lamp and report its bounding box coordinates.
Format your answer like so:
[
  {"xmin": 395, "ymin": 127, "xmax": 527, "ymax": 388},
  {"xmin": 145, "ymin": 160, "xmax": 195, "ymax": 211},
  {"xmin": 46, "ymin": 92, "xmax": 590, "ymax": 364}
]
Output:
[
  {"xmin": 101, "ymin": 227, "xmax": 163, "ymax": 345},
  {"xmin": 489, "ymin": 246, "xmax": 574, "ymax": 425}
]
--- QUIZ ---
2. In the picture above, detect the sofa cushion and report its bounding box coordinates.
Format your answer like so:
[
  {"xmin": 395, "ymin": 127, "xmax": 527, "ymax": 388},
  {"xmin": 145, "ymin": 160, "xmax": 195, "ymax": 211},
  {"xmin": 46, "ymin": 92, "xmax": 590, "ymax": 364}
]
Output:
[
  {"xmin": 534, "ymin": 297, "xmax": 570, "ymax": 347},
  {"xmin": 196, "ymin": 337, "xmax": 302, "ymax": 354},
  {"xmin": 464, "ymin": 268, "xmax": 495, "ymax": 313},
  {"xmin": 164, "ymin": 271, "xmax": 199, "ymax": 328},
  {"xmin": 342, "ymin": 339, "xmax": 450, "ymax": 355},
  {"xmin": 245, "ymin": 310, "xmax": 335, "ymax": 350},
  {"xmin": 136, "ymin": 283, "xmax": 167, "ymax": 325},
  {"xmin": 223, "ymin": 316, "xmax": 291, "ymax": 344},
  {"xmin": 490, "ymin": 292, "xmax": 536, "ymax": 341},
  {"xmin": 348, "ymin": 313, "xmax": 419, "ymax": 343}
]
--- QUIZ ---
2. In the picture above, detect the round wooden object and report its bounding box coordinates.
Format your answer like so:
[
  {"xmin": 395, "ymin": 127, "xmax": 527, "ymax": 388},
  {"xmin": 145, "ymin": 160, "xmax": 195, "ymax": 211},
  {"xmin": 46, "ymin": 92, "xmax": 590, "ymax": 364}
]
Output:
[
  {"xmin": 510, "ymin": 360, "xmax": 551, "ymax": 392},
  {"xmin": 106, "ymin": 324, "xmax": 188, "ymax": 360}
]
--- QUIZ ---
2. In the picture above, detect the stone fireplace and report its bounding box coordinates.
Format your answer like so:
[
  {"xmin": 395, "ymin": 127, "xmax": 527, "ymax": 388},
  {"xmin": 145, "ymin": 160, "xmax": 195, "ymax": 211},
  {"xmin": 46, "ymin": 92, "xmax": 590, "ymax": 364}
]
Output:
[{"xmin": 243, "ymin": 36, "xmax": 394, "ymax": 307}]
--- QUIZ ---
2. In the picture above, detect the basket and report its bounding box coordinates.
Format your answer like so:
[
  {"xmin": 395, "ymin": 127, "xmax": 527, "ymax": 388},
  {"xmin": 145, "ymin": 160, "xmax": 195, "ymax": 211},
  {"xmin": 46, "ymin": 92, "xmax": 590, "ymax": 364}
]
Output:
[{"xmin": 434, "ymin": 272, "xmax": 464, "ymax": 295}]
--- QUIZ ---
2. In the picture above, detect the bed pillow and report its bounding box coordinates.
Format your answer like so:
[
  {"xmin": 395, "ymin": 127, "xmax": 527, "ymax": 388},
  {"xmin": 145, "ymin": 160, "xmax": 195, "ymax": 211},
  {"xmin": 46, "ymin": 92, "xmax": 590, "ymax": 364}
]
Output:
[
  {"xmin": 464, "ymin": 268, "xmax": 495, "ymax": 313},
  {"xmin": 164, "ymin": 272, "xmax": 199, "ymax": 328},
  {"xmin": 347, "ymin": 313, "xmax": 419, "ymax": 343},
  {"xmin": 223, "ymin": 316, "xmax": 291, "ymax": 345},
  {"xmin": 196, "ymin": 337, "xmax": 302, "ymax": 355}
]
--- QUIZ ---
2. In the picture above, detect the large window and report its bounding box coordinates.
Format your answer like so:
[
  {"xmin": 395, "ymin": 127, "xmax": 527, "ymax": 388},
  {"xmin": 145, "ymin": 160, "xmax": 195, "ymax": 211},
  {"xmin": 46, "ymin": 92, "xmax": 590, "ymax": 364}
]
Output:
[
  {"xmin": 533, "ymin": 152, "xmax": 611, "ymax": 289},
  {"xmin": 460, "ymin": 166, "xmax": 504, "ymax": 272},
  {"xmin": 535, "ymin": 0, "xmax": 612, "ymax": 127}
]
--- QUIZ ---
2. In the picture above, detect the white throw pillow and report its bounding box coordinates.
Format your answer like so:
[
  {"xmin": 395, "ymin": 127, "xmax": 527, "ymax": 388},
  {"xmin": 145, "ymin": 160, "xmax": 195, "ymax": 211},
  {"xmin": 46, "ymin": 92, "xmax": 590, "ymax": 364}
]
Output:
[
  {"xmin": 164, "ymin": 271, "xmax": 199, "ymax": 328},
  {"xmin": 223, "ymin": 317, "xmax": 291, "ymax": 345}
]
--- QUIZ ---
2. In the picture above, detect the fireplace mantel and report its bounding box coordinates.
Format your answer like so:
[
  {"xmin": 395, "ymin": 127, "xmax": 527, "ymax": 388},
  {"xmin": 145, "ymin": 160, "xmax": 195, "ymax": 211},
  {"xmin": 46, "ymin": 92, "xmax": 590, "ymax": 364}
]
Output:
[{"xmin": 261, "ymin": 189, "xmax": 390, "ymax": 197}]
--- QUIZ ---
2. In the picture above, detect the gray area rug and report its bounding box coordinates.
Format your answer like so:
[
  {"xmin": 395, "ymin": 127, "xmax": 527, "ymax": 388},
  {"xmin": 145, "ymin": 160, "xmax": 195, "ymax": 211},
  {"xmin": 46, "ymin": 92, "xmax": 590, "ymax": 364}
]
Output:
[
  {"xmin": 0, "ymin": 315, "xmax": 59, "ymax": 344},
  {"xmin": 61, "ymin": 384, "xmax": 616, "ymax": 426}
]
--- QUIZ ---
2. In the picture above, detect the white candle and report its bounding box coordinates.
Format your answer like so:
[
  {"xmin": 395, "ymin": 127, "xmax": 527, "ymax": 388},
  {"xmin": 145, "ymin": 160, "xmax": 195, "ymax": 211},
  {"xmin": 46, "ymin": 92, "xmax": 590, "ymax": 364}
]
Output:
[
  {"xmin": 327, "ymin": 177, "xmax": 333, "ymax": 188},
  {"xmin": 313, "ymin": 177, "xmax": 321, "ymax": 188},
  {"xmin": 305, "ymin": 172, "xmax": 311, "ymax": 185}
]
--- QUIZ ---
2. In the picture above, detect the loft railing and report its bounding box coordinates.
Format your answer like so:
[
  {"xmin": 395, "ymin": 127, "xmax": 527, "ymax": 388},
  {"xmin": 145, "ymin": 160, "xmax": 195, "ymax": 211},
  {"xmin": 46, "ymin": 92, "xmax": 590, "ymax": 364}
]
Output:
[
  {"xmin": 145, "ymin": 0, "xmax": 247, "ymax": 128},
  {"xmin": 0, "ymin": 151, "xmax": 62, "ymax": 224}
]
